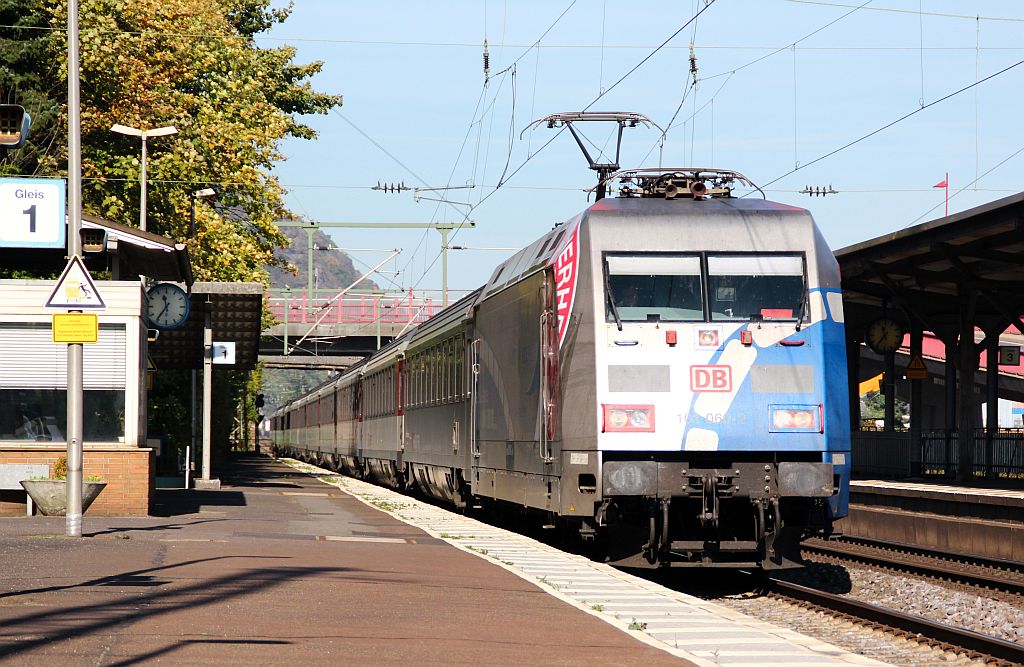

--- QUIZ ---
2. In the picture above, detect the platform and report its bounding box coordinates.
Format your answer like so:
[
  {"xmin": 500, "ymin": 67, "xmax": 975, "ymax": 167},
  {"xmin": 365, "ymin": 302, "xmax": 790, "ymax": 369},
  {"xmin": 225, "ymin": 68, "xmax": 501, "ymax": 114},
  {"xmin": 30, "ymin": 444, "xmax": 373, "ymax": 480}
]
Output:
[
  {"xmin": 845, "ymin": 479, "xmax": 1024, "ymax": 562},
  {"xmin": 0, "ymin": 455, "xmax": 888, "ymax": 666}
]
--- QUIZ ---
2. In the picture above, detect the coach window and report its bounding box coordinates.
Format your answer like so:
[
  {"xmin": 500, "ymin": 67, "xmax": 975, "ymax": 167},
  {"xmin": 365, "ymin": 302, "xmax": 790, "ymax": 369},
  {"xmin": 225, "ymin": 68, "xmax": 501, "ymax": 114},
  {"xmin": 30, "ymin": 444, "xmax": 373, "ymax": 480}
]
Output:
[
  {"xmin": 605, "ymin": 254, "xmax": 703, "ymax": 322},
  {"xmin": 444, "ymin": 343, "xmax": 451, "ymax": 402},
  {"xmin": 455, "ymin": 338, "xmax": 462, "ymax": 397},
  {"xmin": 436, "ymin": 344, "xmax": 444, "ymax": 403},
  {"xmin": 417, "ymin": 355, "xmax": 424, "ymax": 407},
  {"xmin": 428, "ymin": 352, "xmax": 436, "ymax": 403},
  {"xmin": 707, "ymin": 255, "xmax": 805, "ymax": 322},
  {"xmin": 413, "ymin": 356, "xmax": 421, "ymax": 407},
  {"xmin": 436, "ymin": 345, "xmax": 444, "ymax": 403},
  {"xmin": 444, "ymin": 340, "xmax": 452, "ymax": 402}
]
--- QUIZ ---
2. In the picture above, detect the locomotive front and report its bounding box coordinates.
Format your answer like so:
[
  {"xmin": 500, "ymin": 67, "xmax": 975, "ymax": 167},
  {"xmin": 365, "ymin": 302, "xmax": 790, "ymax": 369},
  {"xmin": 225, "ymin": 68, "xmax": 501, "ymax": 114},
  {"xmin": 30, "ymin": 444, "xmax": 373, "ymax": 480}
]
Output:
[{"xmin": 559, "ymin": 170, "xmax": 851, "ymax": 569}]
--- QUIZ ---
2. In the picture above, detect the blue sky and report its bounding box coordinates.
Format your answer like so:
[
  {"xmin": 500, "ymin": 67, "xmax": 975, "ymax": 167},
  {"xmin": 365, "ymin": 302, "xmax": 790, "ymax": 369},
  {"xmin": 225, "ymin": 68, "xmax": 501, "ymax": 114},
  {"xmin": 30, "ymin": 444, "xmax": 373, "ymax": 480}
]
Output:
[{"xmin": 266, "ymin": 1, "xmax": 1024, "ymax": 298}]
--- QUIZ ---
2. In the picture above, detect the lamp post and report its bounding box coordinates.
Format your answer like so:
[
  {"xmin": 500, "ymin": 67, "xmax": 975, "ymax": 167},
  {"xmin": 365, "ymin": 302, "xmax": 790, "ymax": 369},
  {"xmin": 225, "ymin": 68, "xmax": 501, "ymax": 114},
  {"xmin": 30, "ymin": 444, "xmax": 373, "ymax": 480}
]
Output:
[
  {"xmin": 186, "ymin": 188, "xmax": 213, "ymax": 489},
  {"xmin": 110, "ymin": 123, "xmax": 177, "ymax": 232}
]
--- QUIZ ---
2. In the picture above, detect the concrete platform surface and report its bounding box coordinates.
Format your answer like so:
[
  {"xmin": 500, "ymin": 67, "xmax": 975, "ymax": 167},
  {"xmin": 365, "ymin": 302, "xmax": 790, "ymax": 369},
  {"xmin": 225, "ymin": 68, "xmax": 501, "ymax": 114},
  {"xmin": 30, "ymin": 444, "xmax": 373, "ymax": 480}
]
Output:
[
  {"xmin": 283, "ymin": 459, "xmax": 889, "ymax": 667},
  {"xmin": 0, "ymin": 455, "xmax": 691, "ymax": 666}
]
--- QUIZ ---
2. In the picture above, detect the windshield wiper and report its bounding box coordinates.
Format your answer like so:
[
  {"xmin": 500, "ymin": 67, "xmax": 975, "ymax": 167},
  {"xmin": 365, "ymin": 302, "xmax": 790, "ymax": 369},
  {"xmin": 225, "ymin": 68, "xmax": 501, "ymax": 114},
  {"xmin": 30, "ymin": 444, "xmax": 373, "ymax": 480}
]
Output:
[
  {"xmin": 795, "ymin": 275, "xmax": 808, "ymax": 332},
  {"xmin": 603, "ymin": 263, "xmax": 623, "ymax": 331}
]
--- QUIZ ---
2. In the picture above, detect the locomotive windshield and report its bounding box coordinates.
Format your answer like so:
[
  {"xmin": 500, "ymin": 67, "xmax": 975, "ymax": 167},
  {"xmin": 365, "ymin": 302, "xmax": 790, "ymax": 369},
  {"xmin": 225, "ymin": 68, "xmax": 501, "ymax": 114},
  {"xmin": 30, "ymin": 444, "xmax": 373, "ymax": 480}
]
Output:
[
  {"xmin": 604, "ymin": 253, "xmax": 807, "ymax": 324},
  {"xmin": 707, "ymin": 255, "xmax": 805, "ymax": 322},
  {"xmin": 605, "ymin": 254, "xmax": 703, "ymax": 322}
]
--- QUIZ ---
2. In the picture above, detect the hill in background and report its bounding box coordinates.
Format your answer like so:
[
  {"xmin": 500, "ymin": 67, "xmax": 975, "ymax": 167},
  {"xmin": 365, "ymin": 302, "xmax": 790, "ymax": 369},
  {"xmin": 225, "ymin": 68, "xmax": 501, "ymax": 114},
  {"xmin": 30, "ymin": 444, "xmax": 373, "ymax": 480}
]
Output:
[
  {"xmin": 268, "ymin": 227, "xmax": 379, "ymax": 293},
  {"xmin": 262, "ymin": 227, "xmax": 381, "ymax": 411}
]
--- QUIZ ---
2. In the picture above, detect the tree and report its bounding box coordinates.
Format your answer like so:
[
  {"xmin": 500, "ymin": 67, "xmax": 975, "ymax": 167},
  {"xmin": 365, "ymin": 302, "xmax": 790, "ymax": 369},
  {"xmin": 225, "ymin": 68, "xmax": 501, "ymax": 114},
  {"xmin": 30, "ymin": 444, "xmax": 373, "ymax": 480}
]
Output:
[
  {"xmin": 1, "ymin": 0, "xmax": 342, "ymax": 462},
  {"xmin": 1, "ymin": 0, "xmax": 340, "ymax": 283}
]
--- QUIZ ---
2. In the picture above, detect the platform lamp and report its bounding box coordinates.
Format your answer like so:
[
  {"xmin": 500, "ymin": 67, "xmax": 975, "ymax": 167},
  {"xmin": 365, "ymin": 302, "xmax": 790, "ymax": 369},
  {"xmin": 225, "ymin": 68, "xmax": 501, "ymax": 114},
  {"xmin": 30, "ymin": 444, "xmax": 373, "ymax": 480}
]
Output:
[
  {"xmin": 110, "ymin": 123, "xmax": 177, "ymax": 232},
  {"xmin": 190, "ymin": 188, "xmax": 216, "ymax": 238},
  {"xmin": 0, "ymin": 104, "xmax": 31, "ymax": 149}
]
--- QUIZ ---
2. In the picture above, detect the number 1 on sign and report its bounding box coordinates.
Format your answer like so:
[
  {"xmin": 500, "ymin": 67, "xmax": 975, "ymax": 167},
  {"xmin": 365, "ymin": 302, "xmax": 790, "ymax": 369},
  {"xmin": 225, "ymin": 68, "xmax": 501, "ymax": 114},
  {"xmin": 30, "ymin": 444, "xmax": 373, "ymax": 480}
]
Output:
[{"xmin": 23, "ymin": 205, "xmax": 36, "ymax": 233}]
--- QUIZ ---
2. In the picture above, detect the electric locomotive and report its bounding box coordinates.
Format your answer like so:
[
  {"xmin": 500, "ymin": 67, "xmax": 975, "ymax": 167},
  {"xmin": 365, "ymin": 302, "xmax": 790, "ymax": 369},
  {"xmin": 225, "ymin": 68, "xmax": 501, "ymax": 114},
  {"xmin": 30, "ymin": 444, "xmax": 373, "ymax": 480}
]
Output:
[{"xmin": 271, "ymin": 167, "xmax": 851, "ymax": 570}]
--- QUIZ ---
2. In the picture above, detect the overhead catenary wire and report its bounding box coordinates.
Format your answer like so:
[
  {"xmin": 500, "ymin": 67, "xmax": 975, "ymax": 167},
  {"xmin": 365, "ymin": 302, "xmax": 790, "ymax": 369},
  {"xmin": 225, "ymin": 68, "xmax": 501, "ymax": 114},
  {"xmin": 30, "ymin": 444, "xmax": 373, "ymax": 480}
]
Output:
[
  {"xmin": 756, "ymin": 55, "xmax": 1024, "ymax": 191},
  {"xmin": 399, "ymin": 0, "xmax": 583, "ymax": 295},
  {"xmin": 782, "ymin": 1, "xmax": 1024, "ymax": 23},
  {"xmin": 702, "ymin": 0, "xmax": 874, "ymax": 82},
  {"xmin": 643, "ymin": 0, "xmax": 870, "ymax": 168}
]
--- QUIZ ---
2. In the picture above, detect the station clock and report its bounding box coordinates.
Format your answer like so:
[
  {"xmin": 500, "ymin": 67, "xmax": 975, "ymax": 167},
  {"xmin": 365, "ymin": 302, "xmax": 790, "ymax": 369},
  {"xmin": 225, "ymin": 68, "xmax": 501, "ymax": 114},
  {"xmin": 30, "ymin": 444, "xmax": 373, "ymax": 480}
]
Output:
[
  {"xmin": 146, "ymin": 282, "xmax": 191, "ymax": 330},
  {"xmin": 865, "ymin": 317, "xmax": 903, "ymax": 354}
]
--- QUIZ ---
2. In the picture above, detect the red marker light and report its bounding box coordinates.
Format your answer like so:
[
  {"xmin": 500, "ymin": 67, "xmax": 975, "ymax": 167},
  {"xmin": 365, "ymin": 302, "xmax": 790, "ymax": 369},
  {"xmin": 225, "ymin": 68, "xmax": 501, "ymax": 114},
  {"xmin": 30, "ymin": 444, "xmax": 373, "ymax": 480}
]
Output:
[
  {"xmin": 602, "ymin": 404, "xmax": 656, "ymax": 433},
  {"xmin": 665, "ymin": 330, "xmax": 677, "ymax": 346},
  {"xmin": 740, "ymin": 330, "xmax": 753, "ymax": 346}
]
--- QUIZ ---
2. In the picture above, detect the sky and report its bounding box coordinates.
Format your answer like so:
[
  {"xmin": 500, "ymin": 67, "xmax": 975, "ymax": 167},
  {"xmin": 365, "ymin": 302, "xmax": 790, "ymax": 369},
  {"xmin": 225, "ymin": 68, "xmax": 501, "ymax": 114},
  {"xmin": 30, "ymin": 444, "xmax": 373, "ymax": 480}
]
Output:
[{"xmin": 265, "ymin": 0, "xmax": 1024, "ymax": 300}]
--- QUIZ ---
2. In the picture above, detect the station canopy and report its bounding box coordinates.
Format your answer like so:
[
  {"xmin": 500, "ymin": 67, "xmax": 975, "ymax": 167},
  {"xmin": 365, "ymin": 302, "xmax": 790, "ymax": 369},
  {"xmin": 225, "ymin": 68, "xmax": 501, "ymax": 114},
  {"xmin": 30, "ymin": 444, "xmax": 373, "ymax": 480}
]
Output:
[
  {"xmin": 148, "ymin": 282, "xmax": 264, "ymax": 371},
  {"xmin": 837, "ymin": 191, "xmax": 1024, "ymax": 337}
]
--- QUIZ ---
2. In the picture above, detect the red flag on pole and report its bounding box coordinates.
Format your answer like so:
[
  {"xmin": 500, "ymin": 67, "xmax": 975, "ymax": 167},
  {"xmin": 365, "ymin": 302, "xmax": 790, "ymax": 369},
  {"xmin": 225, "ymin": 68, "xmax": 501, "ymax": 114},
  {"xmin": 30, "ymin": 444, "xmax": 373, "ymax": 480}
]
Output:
[{"xmin": 933, "ymin": 172, "xmax": 949, "ymax": 216}]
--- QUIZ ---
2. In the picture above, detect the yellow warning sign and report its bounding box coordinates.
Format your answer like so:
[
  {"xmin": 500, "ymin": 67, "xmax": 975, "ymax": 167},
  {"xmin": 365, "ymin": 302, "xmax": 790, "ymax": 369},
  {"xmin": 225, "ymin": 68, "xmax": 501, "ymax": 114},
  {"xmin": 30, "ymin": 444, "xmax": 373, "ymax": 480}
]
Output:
[
  {"xmin": 52, "ymin": 313, "xmax": 98, "ymax": 343},
  {"xmin": 906, "ymin": 354, "xmax": 928, "ymax": 380},
  {"xmin": 43, "ymin": 256, "xmax": 106, "ymax": 310}
]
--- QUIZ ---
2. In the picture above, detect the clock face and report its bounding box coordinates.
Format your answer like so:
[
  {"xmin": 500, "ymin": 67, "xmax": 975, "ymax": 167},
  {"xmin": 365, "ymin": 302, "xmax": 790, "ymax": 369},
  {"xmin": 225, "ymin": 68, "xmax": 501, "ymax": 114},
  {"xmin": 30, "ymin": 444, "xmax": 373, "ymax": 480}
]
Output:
[
  {"xmin": 146, "ymin": 283, "xmax": 190, "ymax": 330},
  {"xmin": 866, "ymin": 317, "xmax": 903, "ymax": 354}
]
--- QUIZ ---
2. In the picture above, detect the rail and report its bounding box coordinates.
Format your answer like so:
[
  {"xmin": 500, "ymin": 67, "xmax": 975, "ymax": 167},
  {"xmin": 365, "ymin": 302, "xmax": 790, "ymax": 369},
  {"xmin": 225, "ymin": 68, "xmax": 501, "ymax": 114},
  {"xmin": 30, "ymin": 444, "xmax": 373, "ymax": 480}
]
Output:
[
  {"xmin": 763, "ymin": 577, "xmax": 1024, "ymax": 665},
  {"xmin": 267, "ymin": 288, "xmax": 437, "ymax": 327},
  {"xmin": 801, "ymin": 536, "xmax": 1024, "ymax": 597},
  {"xmin": 852, "ymin": 429, "xmax": 1024, "ymax": 481}
]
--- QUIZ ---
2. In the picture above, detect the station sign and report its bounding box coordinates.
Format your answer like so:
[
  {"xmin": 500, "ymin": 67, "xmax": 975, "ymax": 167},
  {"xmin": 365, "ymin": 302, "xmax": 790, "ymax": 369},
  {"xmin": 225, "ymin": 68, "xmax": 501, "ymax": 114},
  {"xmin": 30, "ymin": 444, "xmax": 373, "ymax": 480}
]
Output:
[
  {"xmin": 0, "ymin": 177, "xmax": 66, "ymax": 249},
  {"xmin": 998, "ymin": 345, "xmax": 1021, "ymax": 366},
  {"xmin": 211, "ymin": 341, "xmax": 236, "ymax": 365}
]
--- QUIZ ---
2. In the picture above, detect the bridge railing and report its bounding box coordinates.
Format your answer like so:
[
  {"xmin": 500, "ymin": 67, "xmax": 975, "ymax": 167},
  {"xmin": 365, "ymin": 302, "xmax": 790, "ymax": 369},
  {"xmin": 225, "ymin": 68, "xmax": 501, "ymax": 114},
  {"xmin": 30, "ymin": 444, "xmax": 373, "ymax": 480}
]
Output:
[
  {"xmin": 852, "ymin": 429, "xmax": 1024, "ymax": 481},
  {"xmin": 267, "ymin": 289, "xmax": 437, "ymax": 326}
]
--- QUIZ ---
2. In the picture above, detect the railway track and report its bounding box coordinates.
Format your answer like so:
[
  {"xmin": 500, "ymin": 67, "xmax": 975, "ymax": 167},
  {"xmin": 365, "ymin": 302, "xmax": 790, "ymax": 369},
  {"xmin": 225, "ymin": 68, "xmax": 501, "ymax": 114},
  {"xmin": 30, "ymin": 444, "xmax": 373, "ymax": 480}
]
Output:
[
  {"xmin": 801, "ymin": 536, "xmax": 1024, "ymax": 601},
  {"xmin": 762, "ymin": 576, "xmax": 1024, "ymax": 666}
]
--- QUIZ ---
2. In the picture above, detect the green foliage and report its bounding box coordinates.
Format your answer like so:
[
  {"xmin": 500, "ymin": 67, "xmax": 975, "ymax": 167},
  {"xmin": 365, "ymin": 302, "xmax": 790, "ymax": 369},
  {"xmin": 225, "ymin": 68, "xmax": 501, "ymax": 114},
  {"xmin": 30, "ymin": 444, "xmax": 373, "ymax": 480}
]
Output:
[
  {"xmin": 0, "ymin": 0, "xmax": 341, "ymax": 286},
  {"xmin": 1, "ymin": 0, "xmax": 342, "ymax": 465},
  {"xmin": 861, "ymin": 390, "xmax": 909, "ymax": 421}
]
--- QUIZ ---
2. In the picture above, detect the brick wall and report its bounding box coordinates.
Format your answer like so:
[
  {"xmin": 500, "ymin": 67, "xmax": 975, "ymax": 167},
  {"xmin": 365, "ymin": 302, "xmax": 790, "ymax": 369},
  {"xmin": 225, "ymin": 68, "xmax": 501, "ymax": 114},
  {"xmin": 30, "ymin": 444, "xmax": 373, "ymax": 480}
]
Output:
[{"xmin": 0, "ymin": 447, "xmax": 153, "ymax": 516}]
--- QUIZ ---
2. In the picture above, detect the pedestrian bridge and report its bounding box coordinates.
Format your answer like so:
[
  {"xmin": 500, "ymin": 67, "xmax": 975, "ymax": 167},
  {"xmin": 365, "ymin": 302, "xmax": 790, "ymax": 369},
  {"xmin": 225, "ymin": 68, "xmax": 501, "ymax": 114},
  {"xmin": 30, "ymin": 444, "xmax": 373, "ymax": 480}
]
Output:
[{"xmin": 260, "ymin": 288, "xmax": 440, "ymax": 364}]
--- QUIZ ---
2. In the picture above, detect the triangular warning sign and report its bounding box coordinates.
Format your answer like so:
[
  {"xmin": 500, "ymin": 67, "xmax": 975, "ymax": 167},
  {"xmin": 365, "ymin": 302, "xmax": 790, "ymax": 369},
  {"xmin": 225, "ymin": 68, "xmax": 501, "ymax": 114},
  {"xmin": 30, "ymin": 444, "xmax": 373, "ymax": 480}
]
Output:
[
  {"xmin": 906, "ymin": 353, "xmax": 928, "ymax": 380},
  {"xmin": 44, "ymin": 256, "xmax": 106, "ymax": 310}
]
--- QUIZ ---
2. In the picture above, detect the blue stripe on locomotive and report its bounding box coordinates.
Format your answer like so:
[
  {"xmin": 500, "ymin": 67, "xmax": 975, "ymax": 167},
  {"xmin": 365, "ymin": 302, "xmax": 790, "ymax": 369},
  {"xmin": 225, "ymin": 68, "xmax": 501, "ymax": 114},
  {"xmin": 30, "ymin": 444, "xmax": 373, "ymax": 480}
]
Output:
[{"xmin": 680, "ymin": 288, "xmax": 850, "ymax": 518}]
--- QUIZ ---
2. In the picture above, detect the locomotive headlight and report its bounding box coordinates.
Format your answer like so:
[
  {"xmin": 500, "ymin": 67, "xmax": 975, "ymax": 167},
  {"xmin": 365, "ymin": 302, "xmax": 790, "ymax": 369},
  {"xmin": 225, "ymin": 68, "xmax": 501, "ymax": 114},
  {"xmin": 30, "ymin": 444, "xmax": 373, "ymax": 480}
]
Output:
[
  {"xmin": 603, "ymin": 404, "xmax": 655, "ymax": 433},
  {"xmin": 769, "ymin": 405, "xmax": 822, "ymax": 433}
]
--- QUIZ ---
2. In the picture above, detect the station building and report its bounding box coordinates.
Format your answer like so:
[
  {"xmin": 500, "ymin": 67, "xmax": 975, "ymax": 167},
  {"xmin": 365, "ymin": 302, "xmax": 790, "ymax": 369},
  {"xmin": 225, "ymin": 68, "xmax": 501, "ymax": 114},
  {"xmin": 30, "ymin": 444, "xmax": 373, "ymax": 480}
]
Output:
[{"xmin": 0, "ymin": 214, "xmax": 263, "ymax": 516}]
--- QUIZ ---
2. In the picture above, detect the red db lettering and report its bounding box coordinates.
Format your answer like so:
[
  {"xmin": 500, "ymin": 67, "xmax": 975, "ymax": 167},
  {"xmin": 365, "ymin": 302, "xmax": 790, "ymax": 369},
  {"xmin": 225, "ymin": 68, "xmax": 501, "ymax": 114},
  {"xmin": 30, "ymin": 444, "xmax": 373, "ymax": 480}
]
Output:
[{"xmin": 690, "ymin": 365, "xmax": 732, "ymax": 392}]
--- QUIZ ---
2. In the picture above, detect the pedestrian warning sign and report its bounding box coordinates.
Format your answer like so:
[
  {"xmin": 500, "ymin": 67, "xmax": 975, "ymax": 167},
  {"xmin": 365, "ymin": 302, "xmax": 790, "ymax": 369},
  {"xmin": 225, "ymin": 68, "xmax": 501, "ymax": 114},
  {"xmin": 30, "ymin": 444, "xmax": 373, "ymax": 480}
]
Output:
[
  {"xmin": 906, "ymin": 354, "xmax": 928, "ymax": 380},
  {"xmin": 43, "ymin": 256, "xmax": 106, "ymax": 310}
]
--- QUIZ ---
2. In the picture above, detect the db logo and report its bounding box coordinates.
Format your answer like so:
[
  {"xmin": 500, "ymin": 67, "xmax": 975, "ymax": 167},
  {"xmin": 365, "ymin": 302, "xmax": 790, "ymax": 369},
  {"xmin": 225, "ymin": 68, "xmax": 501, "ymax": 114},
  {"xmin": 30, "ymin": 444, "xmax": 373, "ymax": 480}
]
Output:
[{"xmin": 690, "ymin": 365, "xmax": 732, "ymax": 392}]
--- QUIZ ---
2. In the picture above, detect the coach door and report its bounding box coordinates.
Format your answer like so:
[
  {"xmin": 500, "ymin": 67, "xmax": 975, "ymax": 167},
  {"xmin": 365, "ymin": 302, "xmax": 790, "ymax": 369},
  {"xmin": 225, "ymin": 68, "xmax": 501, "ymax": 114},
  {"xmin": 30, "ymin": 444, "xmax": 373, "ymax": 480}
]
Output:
[
  {"xmin": 539, "ymin": 271, "xmax": 558, "ymax": 463},
  {"xmin": 469, "ymin": 338, "xmax": 481, "ymax": 461}
]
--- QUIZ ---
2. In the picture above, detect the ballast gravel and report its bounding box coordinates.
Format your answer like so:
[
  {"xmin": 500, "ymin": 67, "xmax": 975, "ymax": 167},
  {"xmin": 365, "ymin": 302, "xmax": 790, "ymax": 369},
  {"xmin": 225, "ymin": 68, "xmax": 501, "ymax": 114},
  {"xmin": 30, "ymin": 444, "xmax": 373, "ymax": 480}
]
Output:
[
  {"xmin": 777, "ymin": 559, "xmax": 1024, "ymax": 645},
  {"xmin": 712, "ymin": 559, "xmax": 1023, "ymax": 667}
]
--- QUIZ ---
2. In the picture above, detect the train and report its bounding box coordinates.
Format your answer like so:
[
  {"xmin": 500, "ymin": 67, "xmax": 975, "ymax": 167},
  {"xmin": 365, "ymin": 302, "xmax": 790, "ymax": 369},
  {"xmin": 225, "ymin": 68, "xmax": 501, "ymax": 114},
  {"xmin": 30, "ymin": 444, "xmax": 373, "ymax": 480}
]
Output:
[{"xmin": 271, "ymin": 168, "xmax": 851, "ymax": 569}]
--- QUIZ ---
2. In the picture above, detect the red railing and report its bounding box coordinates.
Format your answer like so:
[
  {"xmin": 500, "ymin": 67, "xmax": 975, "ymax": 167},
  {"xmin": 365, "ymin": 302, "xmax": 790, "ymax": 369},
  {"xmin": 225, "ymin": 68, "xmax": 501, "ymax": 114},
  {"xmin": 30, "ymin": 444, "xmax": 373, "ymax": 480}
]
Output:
[{"xmin": 267, "ymin": 289, "xmax": 436, "ymax": 327}]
